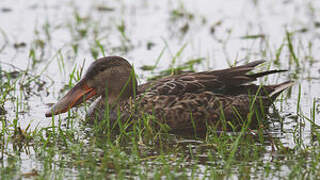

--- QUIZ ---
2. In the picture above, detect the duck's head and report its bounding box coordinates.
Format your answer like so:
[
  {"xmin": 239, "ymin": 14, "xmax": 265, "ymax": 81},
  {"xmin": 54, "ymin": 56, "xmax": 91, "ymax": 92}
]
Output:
[{"xmin": 45, "ymin": 56, "xmax": 137, "ymax": 117}]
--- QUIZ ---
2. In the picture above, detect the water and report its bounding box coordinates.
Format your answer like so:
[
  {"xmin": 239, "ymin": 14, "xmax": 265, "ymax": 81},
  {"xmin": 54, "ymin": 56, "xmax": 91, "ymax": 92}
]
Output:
[{"xmin": 0, "ymin": 0, "xmax": 319, "ymax": 178}]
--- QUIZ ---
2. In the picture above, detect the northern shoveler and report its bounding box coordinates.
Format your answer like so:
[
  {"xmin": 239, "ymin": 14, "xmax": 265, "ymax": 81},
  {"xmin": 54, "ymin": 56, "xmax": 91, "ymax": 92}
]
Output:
[{"xmin": 45, "ymin": 56, "xmax": 293, "ymax": 132}]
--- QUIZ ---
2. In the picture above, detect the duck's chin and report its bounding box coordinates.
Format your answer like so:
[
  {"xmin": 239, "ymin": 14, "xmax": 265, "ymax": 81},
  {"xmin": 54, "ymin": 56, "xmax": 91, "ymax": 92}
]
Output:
[{"xmin": 87, "ymin": 96, "xmax": 103, "ymax": 116}]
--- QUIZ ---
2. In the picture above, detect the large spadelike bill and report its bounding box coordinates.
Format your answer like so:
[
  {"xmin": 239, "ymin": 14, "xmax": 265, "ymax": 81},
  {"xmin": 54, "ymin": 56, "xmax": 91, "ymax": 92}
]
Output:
[{"xmin": 45, "ymin": 80, "xmax": 97, "ymax": 117}]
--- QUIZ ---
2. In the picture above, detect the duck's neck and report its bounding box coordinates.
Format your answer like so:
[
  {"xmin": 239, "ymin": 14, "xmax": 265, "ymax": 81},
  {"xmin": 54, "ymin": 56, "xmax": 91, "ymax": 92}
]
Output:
[
  {"xmin": 101, "ymin": 94, "xmax": 123, "ymax": 105},
  {"xmin": 102, "ymin": 72, "xmax": 138, "ymax": 105},
  {"xmin": 86, "ymin": 94, "xmax": 124, "ymax": 121}
]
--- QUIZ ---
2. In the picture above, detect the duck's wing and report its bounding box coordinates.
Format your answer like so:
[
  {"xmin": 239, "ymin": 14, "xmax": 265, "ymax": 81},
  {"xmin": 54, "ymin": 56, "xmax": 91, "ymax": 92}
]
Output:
[
  {"xmin": 121, "ymin": 81, "xmax": 293, "ymax": 132},
  {"xmin": 138, "ymin": 60, "xmax": 286, "ymax": 96},
  {"xmin": 121, "ymin": 91, "xmax": 268, "ymax": 132}
]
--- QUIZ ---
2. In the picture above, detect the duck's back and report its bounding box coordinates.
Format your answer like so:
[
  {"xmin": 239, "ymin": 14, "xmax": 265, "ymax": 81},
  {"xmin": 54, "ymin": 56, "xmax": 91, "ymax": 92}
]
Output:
[{"xmin": 137, "ymin": 60, "xmax": 285, "ymax": 96}]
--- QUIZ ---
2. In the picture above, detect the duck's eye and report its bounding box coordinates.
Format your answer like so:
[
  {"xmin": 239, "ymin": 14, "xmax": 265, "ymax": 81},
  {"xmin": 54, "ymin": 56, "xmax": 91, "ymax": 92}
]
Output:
[{"xmin": 96, "ymin": 65, "xmax": 108, "ymax": 73}]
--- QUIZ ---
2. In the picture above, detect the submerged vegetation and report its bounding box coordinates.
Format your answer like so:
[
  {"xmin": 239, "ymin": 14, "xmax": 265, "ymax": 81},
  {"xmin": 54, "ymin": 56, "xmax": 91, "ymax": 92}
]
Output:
[{"xmin": 0, "ymin": 0, "xmax": 320, "ymax": 179}]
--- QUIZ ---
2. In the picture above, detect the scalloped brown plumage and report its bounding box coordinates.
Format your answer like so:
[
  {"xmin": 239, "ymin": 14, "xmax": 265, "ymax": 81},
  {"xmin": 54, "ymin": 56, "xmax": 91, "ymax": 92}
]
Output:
[{"xmin": 46, "ymin": 56, "xmax": 294, "ymax": 133}]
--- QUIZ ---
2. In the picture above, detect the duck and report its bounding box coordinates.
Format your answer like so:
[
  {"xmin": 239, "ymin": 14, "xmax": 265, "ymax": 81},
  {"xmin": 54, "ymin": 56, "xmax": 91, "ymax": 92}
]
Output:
[{"xmin": 45, "ymin": 56, "xmax": 293, "ymax": 133}]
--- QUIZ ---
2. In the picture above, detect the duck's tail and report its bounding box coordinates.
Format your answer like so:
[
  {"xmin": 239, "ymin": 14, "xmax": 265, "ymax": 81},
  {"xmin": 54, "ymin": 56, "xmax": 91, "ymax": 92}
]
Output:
[
  {"xmin": 248, "ymin": 69, "xmax": 288, "ymax": 79},
  {"xmin": 268, "ymin": 81, "xmax": 295, "ymax": 99}
]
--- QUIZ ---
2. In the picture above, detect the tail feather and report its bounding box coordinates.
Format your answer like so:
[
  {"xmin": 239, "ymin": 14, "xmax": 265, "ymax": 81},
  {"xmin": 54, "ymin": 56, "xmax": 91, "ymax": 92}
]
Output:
[
  {"xmin": 269, "ymin": 81, "xmax": 295, "ymax": 99},
  {"xmin": 249, "ymin": 69, "xmax": 288, "ymax": 79},
  {"xmin": 208, "ymin": 60, "xmax": 266, "ymax": 75},
  {"xmin": 232, "ymin": 60, "xmax": 266, "ymax": 69}
]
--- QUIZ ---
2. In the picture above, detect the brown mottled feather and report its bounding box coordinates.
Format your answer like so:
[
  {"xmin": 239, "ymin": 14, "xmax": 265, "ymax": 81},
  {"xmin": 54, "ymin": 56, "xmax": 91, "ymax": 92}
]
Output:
[{"xmin": 86, "ymin": 59, "xmax": 292, "ymax": 132}]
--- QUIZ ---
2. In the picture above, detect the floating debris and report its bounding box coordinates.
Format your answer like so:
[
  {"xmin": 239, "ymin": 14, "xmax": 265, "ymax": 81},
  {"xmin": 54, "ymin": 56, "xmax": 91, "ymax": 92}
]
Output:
[
  {"xmin": 210, "ymin": 20, "xmax": 223, "ymax": 34},
  {"xmin": 146, "ymin": 41, "xmax": 155, "ymax": 50},
  {"xmin": 13, "ymin": 42, "xmax": 26, "ymax": 49},
  {"xmin": 96, "ymin": 5, "xmax": 115, "ymax": 12},
  {"xmin": 240, "ymin": 34, "xmax": 265, "ymax": 39},
  {"xmin": 180, "ymin": 22, "xmax": 189, "ymax": 34},
  {"xmin": 1, "ymin": 7, "xmax": 12, "ymax": 13},
  {"xmin": 140, "ymin": 65, "xmax": 156, "ymax": 71},
  {"xmin": 21, "ymin": 169, "xmax": 39, "ymax": 178}
]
